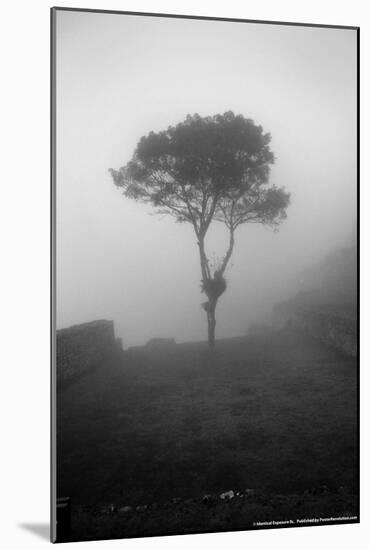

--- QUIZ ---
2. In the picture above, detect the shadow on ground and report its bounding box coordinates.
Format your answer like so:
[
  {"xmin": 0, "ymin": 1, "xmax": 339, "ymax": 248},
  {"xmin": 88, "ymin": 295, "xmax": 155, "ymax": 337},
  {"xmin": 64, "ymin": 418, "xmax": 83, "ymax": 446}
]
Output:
[{"xmin": 18, "ymin": 523, "xmax": 49, "ymax": 541}]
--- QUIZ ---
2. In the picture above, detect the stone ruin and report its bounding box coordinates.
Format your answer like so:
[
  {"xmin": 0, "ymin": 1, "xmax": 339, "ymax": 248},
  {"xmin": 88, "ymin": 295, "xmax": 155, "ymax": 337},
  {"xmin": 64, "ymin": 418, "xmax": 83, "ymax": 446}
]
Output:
[
  {"xmin": 55, "ymin": 320, "xmax": 121, "ymax": 388},
  {"xmin": 145, "ymin": 337, "xmax": 176, "ymax": 349},
  {"xmin": 273, "ymin": 299, "xmax": 357, "ymax": 357}
]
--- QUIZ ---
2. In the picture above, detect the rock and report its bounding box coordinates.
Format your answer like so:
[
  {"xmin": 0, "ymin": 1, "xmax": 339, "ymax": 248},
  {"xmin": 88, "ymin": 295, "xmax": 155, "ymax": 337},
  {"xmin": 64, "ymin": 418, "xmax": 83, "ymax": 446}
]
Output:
[
  {"xmin": 108, "ymin": 504, "xmax": 116, "ymax": 513},
  {"xmin": 201, "ymin": 494, "xmax": 216, "ymax": 506},
  {"xmin": 244, "ymin": 488, "xmax": 255, "ymax": 497},
  {"xmin": 136, "ymin": 505, "xmax": 148, "ymax": 512},
  {"xmin": 145, "ymin": 338, "xmax": 176, "ymax": 349},
  {"xmin": 220, "ymin": 490, "xmax": 235, "ymax": 500},
  {"xmin": 172, "ymin": 497, "xmax": 182, "ymax": 504},
  {"xmin": 118, "ymin": 506, "xmax": 133, "ymax": 514}
]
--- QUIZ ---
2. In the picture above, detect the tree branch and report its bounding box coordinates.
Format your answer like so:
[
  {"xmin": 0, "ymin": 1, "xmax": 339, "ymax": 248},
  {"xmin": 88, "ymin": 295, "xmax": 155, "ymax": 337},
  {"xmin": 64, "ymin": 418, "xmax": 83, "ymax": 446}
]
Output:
[
  {"xmin": 218, "ymin": 227, "xmax": 235, "ymax": 277},
  {"xmin": 198, "ymin": 236, "xmax": 211, "ymax": 280}
]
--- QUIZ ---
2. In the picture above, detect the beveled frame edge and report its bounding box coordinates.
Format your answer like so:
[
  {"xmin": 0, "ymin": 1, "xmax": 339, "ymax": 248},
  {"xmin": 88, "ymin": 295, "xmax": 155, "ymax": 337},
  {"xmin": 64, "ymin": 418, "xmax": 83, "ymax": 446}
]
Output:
[
  {"xmin": 50, "ymin": 8, "xmax": 360, "ymax": 542},
  {"xmin": 50, "ymin": 6, "xmax": 57, "ymax": 543}
]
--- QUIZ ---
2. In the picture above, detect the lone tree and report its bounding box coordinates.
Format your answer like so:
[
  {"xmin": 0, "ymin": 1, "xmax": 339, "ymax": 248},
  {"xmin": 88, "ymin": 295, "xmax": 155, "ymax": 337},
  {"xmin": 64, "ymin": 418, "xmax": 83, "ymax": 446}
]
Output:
[{"xmin": 110, "ymin": 112, "xmax": 290, "ymax": 350}]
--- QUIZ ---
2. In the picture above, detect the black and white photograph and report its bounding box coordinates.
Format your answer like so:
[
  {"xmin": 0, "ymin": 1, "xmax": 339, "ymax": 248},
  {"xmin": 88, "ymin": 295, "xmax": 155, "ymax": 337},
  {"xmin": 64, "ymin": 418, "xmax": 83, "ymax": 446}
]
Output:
[{"xmin": 51, "ymin": 7, "xmax": 358, "ymax": 543}]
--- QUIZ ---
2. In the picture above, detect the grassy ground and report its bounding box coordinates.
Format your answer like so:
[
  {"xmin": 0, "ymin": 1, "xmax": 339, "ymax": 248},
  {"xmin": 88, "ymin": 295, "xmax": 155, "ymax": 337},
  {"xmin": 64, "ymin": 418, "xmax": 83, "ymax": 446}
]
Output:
[
  {"xmin": 57, "ymin": 329, "xmax": 358, "ymax": 540},
  {"xmin": 67, "ymin": 488, "xmax": 358, "ymax": 542}
]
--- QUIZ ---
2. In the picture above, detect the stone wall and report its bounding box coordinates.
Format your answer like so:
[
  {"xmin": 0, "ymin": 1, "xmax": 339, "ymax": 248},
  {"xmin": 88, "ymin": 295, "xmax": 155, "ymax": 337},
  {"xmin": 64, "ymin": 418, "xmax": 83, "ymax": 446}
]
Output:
[
  {"xmin": 145, "ymin": 338, "xmax": 176, "ymax": 349},
  {"xmin": 273, "ymin": 303, "xmax": 357, "ymax": 358},
  {"xmin": 56, "ymin": 320, "xmax": 117, "ymax": 387}
]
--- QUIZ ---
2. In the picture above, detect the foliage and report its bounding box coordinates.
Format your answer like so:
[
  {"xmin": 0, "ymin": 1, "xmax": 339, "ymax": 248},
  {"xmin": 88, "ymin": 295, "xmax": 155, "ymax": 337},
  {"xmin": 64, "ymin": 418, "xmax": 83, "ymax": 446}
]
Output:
[{"xmin": 110, "ymin": 112, "xmax": 290, "ymax": 238}]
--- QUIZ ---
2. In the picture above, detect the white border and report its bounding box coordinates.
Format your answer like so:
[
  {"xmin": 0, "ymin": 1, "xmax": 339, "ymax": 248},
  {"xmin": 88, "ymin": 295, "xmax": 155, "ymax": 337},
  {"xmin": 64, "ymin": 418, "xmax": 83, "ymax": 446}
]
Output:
[{"xmin": 1, "ymin": 1, "xmax": 366, "ymax": 548}]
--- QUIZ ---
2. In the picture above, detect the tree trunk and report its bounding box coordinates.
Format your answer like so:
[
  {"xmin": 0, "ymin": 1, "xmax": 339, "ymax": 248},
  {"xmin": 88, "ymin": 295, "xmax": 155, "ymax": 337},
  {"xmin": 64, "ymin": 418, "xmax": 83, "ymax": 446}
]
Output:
[
  {"xmin": 207, "ymin": 310, "xmax": 216, "ymax": 351},
  {"xmin": 198, "ymin": 238, "xmax": 210, "ymax": 281}
]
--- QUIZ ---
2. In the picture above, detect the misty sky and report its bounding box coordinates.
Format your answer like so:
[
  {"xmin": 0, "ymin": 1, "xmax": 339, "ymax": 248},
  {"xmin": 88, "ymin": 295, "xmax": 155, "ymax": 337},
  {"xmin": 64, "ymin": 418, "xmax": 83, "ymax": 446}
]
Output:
[{"xmin": 55, "ymin": 10, "xmax": 357, "ymax": 346}]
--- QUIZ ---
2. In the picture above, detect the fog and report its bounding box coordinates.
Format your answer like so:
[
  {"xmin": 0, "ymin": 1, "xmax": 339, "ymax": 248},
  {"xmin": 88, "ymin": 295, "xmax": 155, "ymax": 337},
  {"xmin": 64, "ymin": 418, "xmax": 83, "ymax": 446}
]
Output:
[{"xmin": 55, "ymin": 11, "xmax": 357, "ymax": 347}]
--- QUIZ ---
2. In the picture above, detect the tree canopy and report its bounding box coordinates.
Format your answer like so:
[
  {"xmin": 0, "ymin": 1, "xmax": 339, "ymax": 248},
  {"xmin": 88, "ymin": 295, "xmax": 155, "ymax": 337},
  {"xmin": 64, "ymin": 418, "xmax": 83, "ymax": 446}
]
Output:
[
  {"xmin": 110, "ymin": 112, "xmax": 289, "ymax": 234},
  {"xmin": 110, "ymin": 111, "xmax": 290, "ymax": 348}
]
